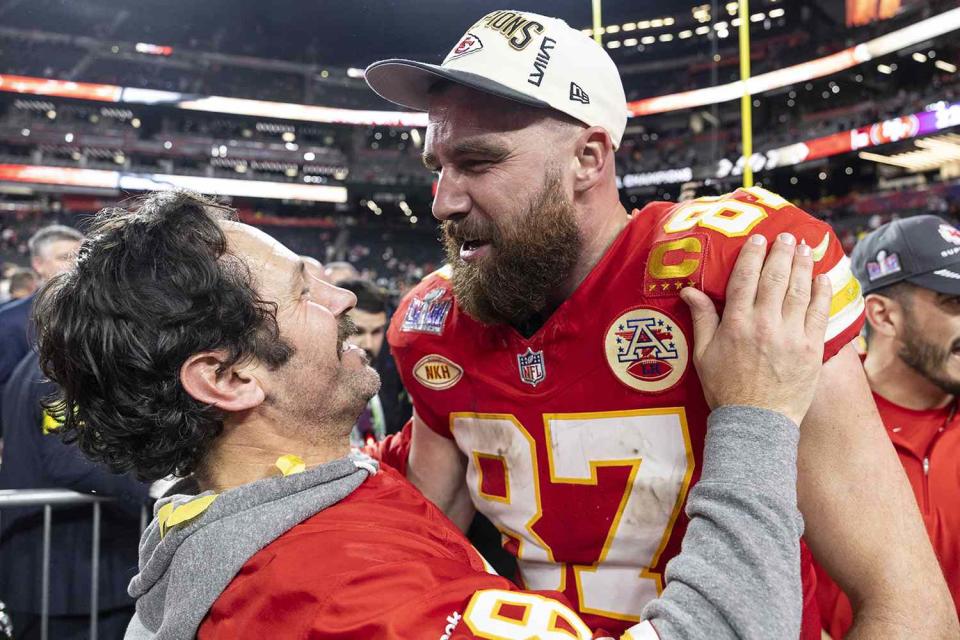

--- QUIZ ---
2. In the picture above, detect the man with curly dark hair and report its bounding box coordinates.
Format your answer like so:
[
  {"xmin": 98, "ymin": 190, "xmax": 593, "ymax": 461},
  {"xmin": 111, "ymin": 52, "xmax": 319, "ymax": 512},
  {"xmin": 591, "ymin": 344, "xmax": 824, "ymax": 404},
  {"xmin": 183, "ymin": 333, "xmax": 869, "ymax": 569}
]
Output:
[{"xmin": 35, "ymin": 190, "xmax": 833, "ymax": 639}]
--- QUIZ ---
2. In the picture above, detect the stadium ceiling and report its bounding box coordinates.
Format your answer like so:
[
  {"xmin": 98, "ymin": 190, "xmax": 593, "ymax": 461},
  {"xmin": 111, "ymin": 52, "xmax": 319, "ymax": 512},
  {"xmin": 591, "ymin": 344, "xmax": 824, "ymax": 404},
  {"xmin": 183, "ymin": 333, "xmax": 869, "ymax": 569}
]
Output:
[{"xmin": 4, "ymin": 0, "xmax": 768, "ymax": 67}]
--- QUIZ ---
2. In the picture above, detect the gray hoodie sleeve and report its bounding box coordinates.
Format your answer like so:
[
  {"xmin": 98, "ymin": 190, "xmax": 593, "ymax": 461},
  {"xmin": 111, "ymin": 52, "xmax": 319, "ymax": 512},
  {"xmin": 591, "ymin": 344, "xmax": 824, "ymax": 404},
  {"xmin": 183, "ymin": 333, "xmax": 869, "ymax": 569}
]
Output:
[{"xmin": 637, "ymin": 405, "xmax": 804, "ymax": 640}]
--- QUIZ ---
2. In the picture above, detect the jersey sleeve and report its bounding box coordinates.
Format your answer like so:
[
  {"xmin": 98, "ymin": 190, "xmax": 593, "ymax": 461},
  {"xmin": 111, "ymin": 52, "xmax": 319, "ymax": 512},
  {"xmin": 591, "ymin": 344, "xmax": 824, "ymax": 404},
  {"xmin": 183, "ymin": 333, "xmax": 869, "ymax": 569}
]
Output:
[
  {"xmin": 387, "ymin": 267, "xmax": 458, "ymax": 438},
  {"xmin": 646, "ymin": 187, "xmax": 864, "ymax": 361}
]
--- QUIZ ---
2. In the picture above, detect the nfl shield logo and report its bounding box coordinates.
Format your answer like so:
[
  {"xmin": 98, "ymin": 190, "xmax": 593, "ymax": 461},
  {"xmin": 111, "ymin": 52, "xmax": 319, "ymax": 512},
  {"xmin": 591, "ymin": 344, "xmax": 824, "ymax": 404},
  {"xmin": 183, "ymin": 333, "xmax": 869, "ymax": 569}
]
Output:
[{"xmin": 517, "ymin": 348, "xmax": 546, "ymax": 387}]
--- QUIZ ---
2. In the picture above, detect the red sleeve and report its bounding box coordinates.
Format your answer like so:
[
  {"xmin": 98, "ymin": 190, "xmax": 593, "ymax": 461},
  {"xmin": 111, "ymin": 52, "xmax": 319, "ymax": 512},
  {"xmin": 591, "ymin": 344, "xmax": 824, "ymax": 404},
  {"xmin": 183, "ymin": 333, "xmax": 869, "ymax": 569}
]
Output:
[
  {"xmin": 386, "ymin": 269, "xmax": 457, "ymax": 438},
  {"xmin": 362, "ymin": 419, "xmax": 412, "ymax": 476},
  {"xmin": 648, "ymin": 187, "xmax": 864, "ymax": 361}
]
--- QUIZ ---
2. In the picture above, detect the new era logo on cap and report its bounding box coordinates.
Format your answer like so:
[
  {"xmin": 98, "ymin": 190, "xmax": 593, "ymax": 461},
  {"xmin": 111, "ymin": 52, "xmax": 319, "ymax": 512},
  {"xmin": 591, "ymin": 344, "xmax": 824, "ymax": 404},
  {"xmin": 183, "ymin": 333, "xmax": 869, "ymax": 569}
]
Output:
[
  {"xmin": 364, "ymin": 10, "xmax": 629, "ymax": 149},
  {"xmin": 569, "ymin": 82, "xmax": 590, "ymax": 104}
]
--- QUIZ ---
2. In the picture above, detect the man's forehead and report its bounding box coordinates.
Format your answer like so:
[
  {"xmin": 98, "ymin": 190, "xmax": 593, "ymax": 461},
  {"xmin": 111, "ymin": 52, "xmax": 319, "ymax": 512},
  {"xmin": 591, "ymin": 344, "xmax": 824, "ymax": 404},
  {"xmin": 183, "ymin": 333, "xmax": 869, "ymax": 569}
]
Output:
[
  {"xmin": 427, "ymin": 86, "xmax": 543, "ymax": 138},
  {"xmin": 221, "ymin": 220, "xmax": 297, "ymax": 268}
]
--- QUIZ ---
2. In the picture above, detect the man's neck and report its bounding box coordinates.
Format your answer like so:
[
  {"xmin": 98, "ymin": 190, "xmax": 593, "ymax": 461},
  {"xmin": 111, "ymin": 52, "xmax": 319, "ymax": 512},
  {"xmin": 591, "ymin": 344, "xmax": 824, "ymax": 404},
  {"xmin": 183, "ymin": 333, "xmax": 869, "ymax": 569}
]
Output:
[
  {"xmin": 864, "ymin": 348, "xmax": 954, "ymax": 411},
  {"xmin": 195, "ymin": 419, "xmax": 351, "ymax": 493},
  {"xmin": 549, "ymin": 200, "xmax": 630, "ymax": 307}
]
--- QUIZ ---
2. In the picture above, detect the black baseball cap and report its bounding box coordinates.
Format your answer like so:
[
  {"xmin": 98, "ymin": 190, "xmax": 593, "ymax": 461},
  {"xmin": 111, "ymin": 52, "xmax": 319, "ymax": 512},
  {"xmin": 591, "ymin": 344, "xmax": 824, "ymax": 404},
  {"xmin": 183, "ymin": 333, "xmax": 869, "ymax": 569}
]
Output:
[{"xmin": 851, "ymin": 215, "xmax": 960, "ymax": 295}]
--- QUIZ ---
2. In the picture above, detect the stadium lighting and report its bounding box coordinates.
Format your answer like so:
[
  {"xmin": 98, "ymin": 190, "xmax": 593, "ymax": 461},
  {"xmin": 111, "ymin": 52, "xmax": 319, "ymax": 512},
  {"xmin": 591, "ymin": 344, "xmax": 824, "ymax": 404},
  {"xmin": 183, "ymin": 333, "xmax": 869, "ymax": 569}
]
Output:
[
  {"xmin": 20, "ymin": 128, "xmax": 29, "ymax": 136},
  {"xmin": 750, "ymin": 13, "xmax": 765, "ymax": 22},
  {"xmin": 695, "ymin": 25, "xmax": 710, "ymax": 35},
  {"xmin": 818, "ymin": 172, "xmax": 827, "ymax": 180},
  {"xmin": 726, "ymin": 2, "xmax": 739, "ymax": 15},
  {"xmin": 913, "ymin": 52, "xmax": 927, "ymax": 63},
  {"xmin": 622, "ymin": 22, "xmax": 636, "ymax": 31},
  {"xmin": 131, "ymin": 118, "xmax": 141, "ymax": 128},
  {"xmin": 346, "ymin": 68, "xmax": 365, "ymax": 78},
  {"xmin": 692, "ymin": 5, "xmax": 711, "ymax": 23},
  {"xmin": 303, "ymin": 151, "xmax": 316, "ymax": 161},
  {"xmin": 581, "ymin": 28, "xmax": 592, "ymax": 35},
  {"xmin": 282, "ymin": 131, "xmax": 296, "ymax": 142},
  {"xmin": 607, "ymin": 40, "xmax": 621, "ymax": 48},
  {"xmin": 46, "ymin": 110, "xmax": 56, "ymax": 119},
  {"xmin": 606, "ymin": 25, "xmax": 620, "ymax": 34},
  {"xmin": 732, "ymin": 18, "xmax": 741, "ymax": 27},
  {"xmin": 832, "ymin": 85, "xmax": 840, "ymax": 93},
  {"xmin": 845, "ymin": 167, "xmax": 854, "ymax": 175},
  {"xmin": 679, "ymin": 30, "xmax": 693, "ymax": 39},
  {"xmin": 64, "ymin": 133, "xmax": 74, "ymax": 143},
  {"xmin": 717, "ymin": 29, "xmax": 730, "ymax": 38},
  {"xmin": 410, "ymin": 216, "xmax": 418, "ymax": 224},
  {"xmin": 714, "ymin": 21, "xmax": 728, "ymax": 30},
  {"xmin": 638, "ymin": 20, "xmax": 651, "ymax": 29},
  {"xmin": 664, "ymin": 17, "xmax": 675, "ymax": 26},
  {"xmin": 410, "ymin": 129, "xmax": 422, "ymax": 147},
  {"xmin": 877, "ymin": 64, "xmax": 893, "ymax": 74},
  {"xmin": 936, "ymin": 60, "xmax": 957, "ymax": 73},
  {"xmin": 790, "ymin": 176, "xmax": 798, "ymax": 184},
  {"xmin": 659, "ymin": 33, "xmax": 674, "ymax": 42},
  {"xmin": 651, "ymin": 18, "xmax": 664, "ymax": 27},
  {"xmin": 284, "ymin": 142, "xmax": 299, "ymax": 151},
  {"xmin": 163, "ymin": 140, "xmax": 173, "ymax": 149},
  {"xmin": 624, "ymin": 38, "xmax": 639, "ymax": 46},
  {"xmin": 768, "ymin": 8, "xmax": 785, "ymax": 18},
  {"xmin": 641, "ymin": 36, "xmax": 656, "ymax": 44}
]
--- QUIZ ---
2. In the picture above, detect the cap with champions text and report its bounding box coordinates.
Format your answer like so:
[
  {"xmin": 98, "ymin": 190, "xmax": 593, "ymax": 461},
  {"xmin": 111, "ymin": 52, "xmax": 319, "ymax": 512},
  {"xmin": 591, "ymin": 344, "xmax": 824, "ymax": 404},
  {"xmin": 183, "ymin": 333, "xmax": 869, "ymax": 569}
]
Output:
[
  {"xmin": 364, "ymin": 10, "xmax": 628, "ymax": 149},
  {"xmin": 851, "ymin": 215, "xmax": 960, "ymax": 295}
]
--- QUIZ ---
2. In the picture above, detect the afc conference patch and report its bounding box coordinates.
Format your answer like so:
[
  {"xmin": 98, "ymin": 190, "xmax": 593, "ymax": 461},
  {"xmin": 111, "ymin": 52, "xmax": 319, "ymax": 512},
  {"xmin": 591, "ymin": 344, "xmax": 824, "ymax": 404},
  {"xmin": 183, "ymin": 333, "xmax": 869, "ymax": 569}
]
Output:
[
  {"xmin": 401, "ymin": 287, "xmax": 452, "ymax": 335},
  {"xmin": 604, "ymin": 307, "xmax": 688, "ymax": 393}
]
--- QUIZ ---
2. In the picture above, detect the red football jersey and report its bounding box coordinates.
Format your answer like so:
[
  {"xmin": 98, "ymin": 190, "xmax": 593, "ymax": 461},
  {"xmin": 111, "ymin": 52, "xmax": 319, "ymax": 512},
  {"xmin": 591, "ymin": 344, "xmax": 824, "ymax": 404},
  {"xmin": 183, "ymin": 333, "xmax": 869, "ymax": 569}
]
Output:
[
  {"xmin": 388, "ymin": 188, "xmax": 865, "ymax": 635},
  {"xmin": 198, "ymin": 465, "xmax": 657, "ymax": 639}
]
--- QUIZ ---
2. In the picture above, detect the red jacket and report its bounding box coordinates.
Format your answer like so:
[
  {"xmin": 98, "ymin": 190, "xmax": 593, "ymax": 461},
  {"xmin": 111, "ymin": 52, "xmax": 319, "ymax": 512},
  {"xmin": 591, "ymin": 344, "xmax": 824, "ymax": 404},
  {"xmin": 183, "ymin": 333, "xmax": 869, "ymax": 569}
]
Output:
[{"xmin": 816, "ymin": 392, "xmax": 960, "ymax": 638}]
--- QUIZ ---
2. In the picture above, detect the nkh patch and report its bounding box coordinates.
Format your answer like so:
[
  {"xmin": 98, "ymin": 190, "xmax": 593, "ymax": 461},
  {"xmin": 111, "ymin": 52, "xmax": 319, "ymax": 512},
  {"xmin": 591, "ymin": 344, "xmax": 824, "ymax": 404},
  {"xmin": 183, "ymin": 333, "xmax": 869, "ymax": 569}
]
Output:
[
  {"xmin": 866, "ymin": 250, "xmax": 902, "ymax": 282},
  {"xmin": 604, "ymin": 307, "xmax": 688, "ymax": 393},
  {"xmin": 412, "ymin": 354, "xmax": 463, "ymax": 390},
  {"xmin": 401, "ymin": 287, "xmax": 452, "ymax": 335},
  {"xmin": 516, "ymin": 347, "xmax": 546, "ymax": 387}
]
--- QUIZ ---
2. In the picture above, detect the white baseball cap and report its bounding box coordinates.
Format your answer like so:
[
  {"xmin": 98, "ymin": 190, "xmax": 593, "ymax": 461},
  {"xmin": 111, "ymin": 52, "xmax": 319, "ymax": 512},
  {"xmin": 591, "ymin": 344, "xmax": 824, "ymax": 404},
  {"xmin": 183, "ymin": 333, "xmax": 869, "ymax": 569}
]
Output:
[{"xmin": 365, "ymin": 10, "xmax": 628, "ymax": 149}]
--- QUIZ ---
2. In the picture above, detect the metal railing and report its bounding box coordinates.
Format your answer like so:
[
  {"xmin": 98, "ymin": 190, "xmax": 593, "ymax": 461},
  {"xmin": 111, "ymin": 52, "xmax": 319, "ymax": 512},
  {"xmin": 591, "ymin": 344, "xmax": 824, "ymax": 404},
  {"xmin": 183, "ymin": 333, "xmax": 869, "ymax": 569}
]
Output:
[{"xmin": 0, "ymin": 489, "xmax": 149, "ymax": 640}]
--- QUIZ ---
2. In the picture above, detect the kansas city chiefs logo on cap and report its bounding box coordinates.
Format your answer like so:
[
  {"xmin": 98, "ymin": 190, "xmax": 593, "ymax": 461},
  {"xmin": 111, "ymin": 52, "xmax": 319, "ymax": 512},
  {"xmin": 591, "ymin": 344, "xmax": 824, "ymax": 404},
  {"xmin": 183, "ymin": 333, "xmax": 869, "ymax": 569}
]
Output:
[
  {"xmin": 447, "ymin": 33, "xmax": 483, "ymax": 61},
  {"xmin": 939, "ymin": 224, "xmax": 960, "ymax": 246}
]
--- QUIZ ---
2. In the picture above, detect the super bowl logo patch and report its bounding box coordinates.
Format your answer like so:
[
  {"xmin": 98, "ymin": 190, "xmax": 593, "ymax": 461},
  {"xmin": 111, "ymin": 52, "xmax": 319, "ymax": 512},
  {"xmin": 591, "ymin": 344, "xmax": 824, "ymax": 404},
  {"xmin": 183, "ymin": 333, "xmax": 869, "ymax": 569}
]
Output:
[
  {"xmin": 401, "ymin": 287, "xmax": 452, "ymax": 335},
  {"xmin": 866, "ymin": 250, "xmax": 901, "ymax": 282},
  {"xmin": 604, "ymin": 308, "xmax": 688, "ymax": 393},
  {"xmin": 447, "ymin": 32, "xmax": 483, "ymax": 61},
  {"xmin": 516, "ymin": 347, "xmax": 546, "ymax": 387},
  {"xmin": 412, "ymin": 354, "xmax": 463, "ymax": 390}
]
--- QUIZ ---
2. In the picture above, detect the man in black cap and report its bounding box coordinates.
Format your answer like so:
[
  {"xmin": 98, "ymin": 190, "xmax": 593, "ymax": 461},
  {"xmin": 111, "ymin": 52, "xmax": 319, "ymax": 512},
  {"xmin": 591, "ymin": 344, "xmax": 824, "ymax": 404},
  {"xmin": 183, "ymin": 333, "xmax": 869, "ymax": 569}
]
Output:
[{"xmin": 817, "ymin": 215, "xmax": 960, "ymax": 638}]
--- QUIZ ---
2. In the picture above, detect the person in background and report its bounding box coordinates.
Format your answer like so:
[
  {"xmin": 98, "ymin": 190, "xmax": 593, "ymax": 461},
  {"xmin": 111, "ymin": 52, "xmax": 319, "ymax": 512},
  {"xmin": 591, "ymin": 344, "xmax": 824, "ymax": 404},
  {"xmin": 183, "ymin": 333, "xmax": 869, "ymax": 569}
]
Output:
[
  {"xmin": 0, "ymin": 349, "xmax": 151, "ymax": 640},
  {"xmin": 323, "ymin": 260, "xmax": 359, "ymax": 284},
  {"xmin": 816, "ymin": 215, "xmax": 960, "ymax": 638},
  {"xmin": 5, "ymin": 268, "xmax": 39, "ymax": 304},
  {"xmin": 338, "ymin": 278, "xmax": 412, "ymax": 441},
  {"xmin": 0, "ymin": 225, "xmax": 83, "ymax": 420},
  {"xmin": 38, "ymin": 190, "xmax": 827, "ymax": 639}
]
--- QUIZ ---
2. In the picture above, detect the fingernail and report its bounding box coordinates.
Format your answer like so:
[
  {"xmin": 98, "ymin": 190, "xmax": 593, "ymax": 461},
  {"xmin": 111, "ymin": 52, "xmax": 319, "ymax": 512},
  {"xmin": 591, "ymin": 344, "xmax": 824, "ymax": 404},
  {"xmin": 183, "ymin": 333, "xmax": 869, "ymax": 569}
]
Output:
[
  {"xmin": 750, "ymin": 234, "xmax": 766, "ymax": 245},
  {"xmin": 796, "ymin": 243, "xmax": 811, "ymax": 257},
  {"xmin": 817, "ymin": 274, "xmax": 831, "ymax": 286},
  {"xmin": 778, "ymin": 233, "xmax": 796, "ymax": 246}
]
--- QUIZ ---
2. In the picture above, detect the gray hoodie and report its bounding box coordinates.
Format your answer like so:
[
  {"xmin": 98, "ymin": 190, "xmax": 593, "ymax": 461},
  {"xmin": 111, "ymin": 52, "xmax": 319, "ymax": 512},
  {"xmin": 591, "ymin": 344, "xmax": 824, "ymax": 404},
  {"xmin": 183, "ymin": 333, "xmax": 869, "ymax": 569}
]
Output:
[{"xmin": 125, "ymin": 406, "xmax": 804, "ymax": 640}]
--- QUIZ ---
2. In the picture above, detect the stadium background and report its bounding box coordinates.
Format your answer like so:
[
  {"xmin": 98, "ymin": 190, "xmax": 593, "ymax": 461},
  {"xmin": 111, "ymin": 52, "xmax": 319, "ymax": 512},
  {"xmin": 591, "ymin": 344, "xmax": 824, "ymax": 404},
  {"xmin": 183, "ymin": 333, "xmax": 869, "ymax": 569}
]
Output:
[{"xmin": 0, "ymin": 0, "xmax": 958, "ymax": 299}]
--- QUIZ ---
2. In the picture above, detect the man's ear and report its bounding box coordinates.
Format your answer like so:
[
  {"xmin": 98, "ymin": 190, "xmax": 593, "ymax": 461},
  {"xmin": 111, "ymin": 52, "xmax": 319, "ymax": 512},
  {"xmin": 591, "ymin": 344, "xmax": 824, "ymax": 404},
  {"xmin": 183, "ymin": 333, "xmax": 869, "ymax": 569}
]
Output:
[
  {"xmin": 864, "ymin": 294, "xmax": 901, "ymax": 339},
  {"xmin": 180, "ymin": 352, "xmax": 265, "ymax": 412},
  {"xmin": 572, "ymin": 126, "xmax": 614, "ymax": 194}
]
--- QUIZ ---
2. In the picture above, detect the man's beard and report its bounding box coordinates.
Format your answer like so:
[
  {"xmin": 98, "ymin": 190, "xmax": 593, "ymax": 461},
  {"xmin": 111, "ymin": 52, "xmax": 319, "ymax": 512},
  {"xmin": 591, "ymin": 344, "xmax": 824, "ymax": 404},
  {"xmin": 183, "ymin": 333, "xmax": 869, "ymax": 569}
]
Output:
[
  {"xmin": 441, "ymin": 169, "xmax": 581, "ymax": 327},
  {"xmin": 898, "ymin": 310, "xmax": 960, "ymax": 396}
]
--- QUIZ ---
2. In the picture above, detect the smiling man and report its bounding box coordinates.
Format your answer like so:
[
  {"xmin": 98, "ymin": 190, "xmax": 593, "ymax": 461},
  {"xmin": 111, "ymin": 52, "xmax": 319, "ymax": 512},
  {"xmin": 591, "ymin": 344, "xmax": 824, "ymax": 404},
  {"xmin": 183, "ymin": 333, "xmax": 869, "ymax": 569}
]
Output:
[{"xmin": 365, "ymin": 9, "xmax": 955, "ymax": 639}]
